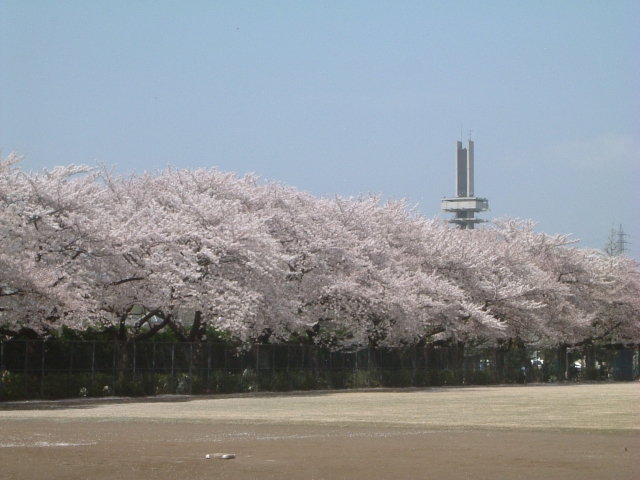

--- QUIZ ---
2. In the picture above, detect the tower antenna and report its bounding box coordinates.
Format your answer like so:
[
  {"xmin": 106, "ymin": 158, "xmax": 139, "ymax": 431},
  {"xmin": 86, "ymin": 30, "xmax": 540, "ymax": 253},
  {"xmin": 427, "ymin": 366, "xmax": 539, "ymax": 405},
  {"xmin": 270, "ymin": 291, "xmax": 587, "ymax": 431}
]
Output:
[{"xmin": 440, "ymin": 137, "xmax": 489, "ymax": 229}]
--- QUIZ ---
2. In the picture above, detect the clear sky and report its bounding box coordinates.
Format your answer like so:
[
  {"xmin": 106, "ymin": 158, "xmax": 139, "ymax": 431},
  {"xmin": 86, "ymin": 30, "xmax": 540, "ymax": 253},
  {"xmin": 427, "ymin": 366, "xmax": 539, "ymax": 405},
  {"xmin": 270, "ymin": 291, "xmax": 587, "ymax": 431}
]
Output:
[{"xmin": 1, "ymin": 1, "xmax": 639, "ymax": 258}]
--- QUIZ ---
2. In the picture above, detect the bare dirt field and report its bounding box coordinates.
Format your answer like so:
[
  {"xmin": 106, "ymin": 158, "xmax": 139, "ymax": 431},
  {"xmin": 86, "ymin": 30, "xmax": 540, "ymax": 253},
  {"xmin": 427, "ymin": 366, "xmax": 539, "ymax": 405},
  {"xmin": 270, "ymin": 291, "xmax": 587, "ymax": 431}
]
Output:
[{"xmin": 1, "ymin": 383, "xmax": 638, "ymax": 479}]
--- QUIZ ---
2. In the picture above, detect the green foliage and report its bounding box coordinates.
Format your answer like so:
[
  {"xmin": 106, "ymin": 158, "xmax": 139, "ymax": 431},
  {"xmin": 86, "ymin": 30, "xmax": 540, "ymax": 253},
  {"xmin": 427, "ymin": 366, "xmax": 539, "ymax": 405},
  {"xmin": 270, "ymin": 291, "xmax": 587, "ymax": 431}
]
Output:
[
  {"xmin": 204, "ymin": 326, "xmax": 236, "ymax": 344},
  {"xmin": 376, "ymin": 369, "xmax": 415, "ymax": 387},
  {"xmin": 1, "ymin": 340, "xmax": 634, "ymax": 402},
  {"xmin": 464, "ymin": 369, "xmax": 496, "ymax": 385},
  {"xmin": 146, "ymin": 328, "xmax": 182, "ymax": 343},
  {"xmin": 49, "ymin": 326, "xmax": 113, "ymax": 342}
]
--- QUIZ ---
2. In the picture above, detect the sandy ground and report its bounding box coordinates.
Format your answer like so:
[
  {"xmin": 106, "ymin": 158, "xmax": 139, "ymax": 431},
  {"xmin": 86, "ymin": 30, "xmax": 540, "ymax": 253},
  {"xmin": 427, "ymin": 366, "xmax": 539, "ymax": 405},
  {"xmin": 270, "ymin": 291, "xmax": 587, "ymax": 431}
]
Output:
[{"xmin": 0, "ymin": 383, "xmax": 638, "ymax": 479}]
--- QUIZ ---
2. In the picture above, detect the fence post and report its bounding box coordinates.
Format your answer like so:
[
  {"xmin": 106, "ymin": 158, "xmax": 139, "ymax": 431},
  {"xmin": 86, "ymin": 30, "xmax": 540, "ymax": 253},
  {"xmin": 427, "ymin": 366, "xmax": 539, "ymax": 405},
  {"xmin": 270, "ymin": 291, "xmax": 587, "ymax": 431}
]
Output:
[
  {"xmin": 314, "ymin": 345, "xmax": 318, "ymax": 387},
  {"xmin": 112, "ymin": 343, "xmax": 117, "ymax": 395},
  {"xmin": 189, "ymin": 343, "xmax": 193, "ymax": 395},
  {"xmin": 286, "ymin": 345, "xmax": 291, "ymax": 390},
  {"xmin": 367, "ymin": 347, "xmax": 371, "ymax": 387},
  {"xmin": 207, "ymin": 343, "xmax": 211, "ymax": 393},
  {"xmin": 255, "ymin": 345, "xmax": 259, "ymax": 392},
  {"xmin": 170, "ymin": 343, "xmax": 175, "ymax": 393},
  {"xmin": 152, "ymin": 342, "xmax": 156, "ymax": 395},
  {"xmin": 329, "ymin": 350, "xmax": 332, "ymax": 388},
  {"xmin": 133, "ymin": 342, "xmax": 136, "ymax": 386},
  {"xmin": 0, "ymin": 340, "xmax": 4, "ymax": 400},
  {"xmin": 41, "ymin": 340, "xmax": 45, "ymax": 398},
  {"xmin": 24, "ymin": 341, "xmax": 28, "ymax": 398},
  {"xmin": 354, "ymin": 350, "xmax": 358, "ymax": 389},
  {"xmin": 410, "ymin": 347, "xmax": 415, "ymax": 387},
  {"xmin": 224, "ymin": 345, "xmax": 228, "ymax": 390},
  {"xmin": 272, "ymin": 345, "xmax": 276, "ymax": 390},
  {"xmin": 462, "ymin": 345, "xmax": 466, "ymax": 385},
  {"xmin": 91, "ymin": 341, "xmax": 95, "ymax": 396},
  {"xmin": 424, "ymin": 347, "xmax": 429, "ymax": 387}
]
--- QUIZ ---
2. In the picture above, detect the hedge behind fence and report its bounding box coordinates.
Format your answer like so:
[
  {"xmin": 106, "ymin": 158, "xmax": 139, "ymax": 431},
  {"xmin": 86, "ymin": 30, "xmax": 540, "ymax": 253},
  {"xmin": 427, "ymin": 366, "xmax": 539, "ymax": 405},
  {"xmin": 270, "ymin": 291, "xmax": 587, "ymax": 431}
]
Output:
[{"xmin": 1, "ymin": 340, "xmax": 638, "ymax": 401}]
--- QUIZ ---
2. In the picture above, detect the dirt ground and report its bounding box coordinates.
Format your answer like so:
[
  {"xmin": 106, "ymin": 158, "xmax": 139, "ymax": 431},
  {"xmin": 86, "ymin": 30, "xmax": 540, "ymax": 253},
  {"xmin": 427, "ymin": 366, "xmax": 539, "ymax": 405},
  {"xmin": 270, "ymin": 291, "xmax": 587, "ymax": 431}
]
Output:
[{"xmin": 1, "ymin": 383, "xmax": 638, "ymax": 479}]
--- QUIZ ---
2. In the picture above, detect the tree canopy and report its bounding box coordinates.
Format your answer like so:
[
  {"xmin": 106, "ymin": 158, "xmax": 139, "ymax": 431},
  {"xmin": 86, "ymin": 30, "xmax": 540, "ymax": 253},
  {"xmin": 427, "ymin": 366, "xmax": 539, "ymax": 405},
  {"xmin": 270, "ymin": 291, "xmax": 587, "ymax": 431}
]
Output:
[{"xmin": 2, "ymin": 153, "xmax": 639, "ymax": 347}]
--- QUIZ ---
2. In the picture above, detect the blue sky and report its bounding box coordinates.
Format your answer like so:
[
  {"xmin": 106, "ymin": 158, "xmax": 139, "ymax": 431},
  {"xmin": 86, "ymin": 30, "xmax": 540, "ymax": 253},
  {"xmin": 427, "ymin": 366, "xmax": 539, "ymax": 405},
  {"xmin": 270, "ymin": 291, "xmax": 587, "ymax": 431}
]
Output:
[{"xmin": 1, "ymin": 1, "xmax": 639, "ymax": 257}]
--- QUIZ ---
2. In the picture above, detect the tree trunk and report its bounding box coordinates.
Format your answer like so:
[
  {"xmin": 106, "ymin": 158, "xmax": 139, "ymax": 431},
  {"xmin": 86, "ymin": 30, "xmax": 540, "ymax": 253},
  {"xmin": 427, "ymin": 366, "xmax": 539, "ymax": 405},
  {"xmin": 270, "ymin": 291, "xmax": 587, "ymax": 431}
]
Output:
[{"xmin": 188, "ymin": 311, "xmax": 206, "ymax": 342}]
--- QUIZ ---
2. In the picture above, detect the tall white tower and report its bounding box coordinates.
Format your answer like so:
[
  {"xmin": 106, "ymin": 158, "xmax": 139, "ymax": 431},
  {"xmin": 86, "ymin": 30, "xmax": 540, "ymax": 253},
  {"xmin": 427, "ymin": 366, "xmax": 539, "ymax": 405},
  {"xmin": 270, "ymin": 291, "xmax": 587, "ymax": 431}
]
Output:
[{"xmin": 440, "ymin": 139, "xmax": 489, "ymax": 229}]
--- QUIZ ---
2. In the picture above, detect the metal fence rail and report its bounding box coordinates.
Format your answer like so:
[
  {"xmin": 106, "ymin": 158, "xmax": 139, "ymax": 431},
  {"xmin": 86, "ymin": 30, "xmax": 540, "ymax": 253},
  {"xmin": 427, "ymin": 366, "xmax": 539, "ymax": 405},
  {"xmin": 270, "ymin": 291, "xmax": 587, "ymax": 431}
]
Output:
[{"xmin": 0, "ymin": 340, "xmax": 638, "ymax": 401}]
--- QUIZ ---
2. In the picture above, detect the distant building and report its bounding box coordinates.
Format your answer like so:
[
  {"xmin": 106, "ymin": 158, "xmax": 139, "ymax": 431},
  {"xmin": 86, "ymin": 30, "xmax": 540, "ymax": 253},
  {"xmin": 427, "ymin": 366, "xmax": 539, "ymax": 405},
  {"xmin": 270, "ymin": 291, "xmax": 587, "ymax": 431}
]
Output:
[{"xmin": 440, "ymin": 139, "xmax": 489, "ymax": 229}]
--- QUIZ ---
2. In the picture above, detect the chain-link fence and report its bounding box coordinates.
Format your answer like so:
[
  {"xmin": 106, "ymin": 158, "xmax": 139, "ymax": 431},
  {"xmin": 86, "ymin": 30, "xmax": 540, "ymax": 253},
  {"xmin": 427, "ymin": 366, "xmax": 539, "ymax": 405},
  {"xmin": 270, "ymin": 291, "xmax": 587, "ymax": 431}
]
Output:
[{"xmin": 0, "ymin": 340, "xmax": 638, "ymax": 401}]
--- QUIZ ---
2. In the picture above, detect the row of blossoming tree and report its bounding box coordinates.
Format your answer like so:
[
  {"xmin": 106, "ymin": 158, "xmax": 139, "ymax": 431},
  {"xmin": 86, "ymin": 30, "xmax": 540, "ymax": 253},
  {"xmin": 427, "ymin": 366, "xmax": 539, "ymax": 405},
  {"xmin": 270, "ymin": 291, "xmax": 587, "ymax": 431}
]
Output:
[{"xmin": 1, "ymin": 153, "xmax": 639, "ymax": 350}]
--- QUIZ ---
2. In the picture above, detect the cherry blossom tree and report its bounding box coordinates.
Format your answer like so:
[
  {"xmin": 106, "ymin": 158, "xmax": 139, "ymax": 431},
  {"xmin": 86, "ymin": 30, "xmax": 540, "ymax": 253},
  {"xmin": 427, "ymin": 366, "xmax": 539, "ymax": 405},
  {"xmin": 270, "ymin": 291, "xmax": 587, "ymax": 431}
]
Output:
[
  {"xmin": 1, "ymin": 153, "xmax": 102, "ymax": 336},
  {"xmin": 2, "ymin": 153, "xmax": 638, "ymax": 348}
]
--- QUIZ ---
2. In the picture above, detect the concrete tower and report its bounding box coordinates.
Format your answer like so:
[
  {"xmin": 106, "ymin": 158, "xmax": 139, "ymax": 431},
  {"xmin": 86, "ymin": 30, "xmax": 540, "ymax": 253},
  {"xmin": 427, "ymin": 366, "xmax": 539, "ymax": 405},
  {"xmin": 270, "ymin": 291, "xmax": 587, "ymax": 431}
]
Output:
[{"xmin": 440, "ymin": 139, "xmax": 489, "ymax": 229}]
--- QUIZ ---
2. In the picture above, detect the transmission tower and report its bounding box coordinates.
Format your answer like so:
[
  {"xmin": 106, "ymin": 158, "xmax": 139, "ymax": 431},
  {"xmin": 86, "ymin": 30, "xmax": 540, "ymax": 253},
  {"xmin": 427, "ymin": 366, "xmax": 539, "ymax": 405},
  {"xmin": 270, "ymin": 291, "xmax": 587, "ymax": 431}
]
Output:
[{"xmin": 616, "ymin": 224, "xmax": 630, "ymax": 256}]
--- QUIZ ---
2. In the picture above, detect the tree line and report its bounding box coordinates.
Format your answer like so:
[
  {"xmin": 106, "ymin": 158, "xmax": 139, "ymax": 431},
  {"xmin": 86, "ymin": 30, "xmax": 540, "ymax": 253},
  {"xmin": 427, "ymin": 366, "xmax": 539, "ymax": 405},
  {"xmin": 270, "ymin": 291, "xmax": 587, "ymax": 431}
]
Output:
[{"xmin": 1, "ymin": 153, "xmax": 639, "ymax": 349}]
